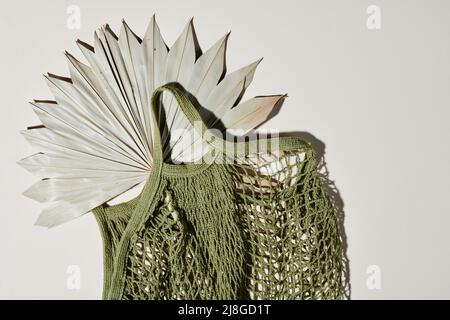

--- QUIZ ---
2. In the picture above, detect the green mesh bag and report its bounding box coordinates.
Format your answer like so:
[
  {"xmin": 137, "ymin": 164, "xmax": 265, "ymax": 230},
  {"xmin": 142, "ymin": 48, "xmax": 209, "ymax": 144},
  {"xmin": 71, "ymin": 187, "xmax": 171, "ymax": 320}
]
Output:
[{"xmin": 92, "ymin": 84, "xmax": 344, "ymax": 300}]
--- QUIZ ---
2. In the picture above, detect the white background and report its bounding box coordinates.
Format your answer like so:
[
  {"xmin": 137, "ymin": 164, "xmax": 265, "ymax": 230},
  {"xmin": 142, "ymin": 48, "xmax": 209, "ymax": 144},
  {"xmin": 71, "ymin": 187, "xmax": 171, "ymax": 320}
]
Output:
[{"xmin": 1, "ymin": 0, "xmax": 449, "ymax": 299}]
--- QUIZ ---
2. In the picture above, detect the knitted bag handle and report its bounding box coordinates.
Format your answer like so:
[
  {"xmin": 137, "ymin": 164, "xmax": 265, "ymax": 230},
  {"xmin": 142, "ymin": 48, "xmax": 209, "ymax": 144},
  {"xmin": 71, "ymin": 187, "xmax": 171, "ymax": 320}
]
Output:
[{"xmin": 149, "ymin": 83, "xmax": 311, "ymax": 167}]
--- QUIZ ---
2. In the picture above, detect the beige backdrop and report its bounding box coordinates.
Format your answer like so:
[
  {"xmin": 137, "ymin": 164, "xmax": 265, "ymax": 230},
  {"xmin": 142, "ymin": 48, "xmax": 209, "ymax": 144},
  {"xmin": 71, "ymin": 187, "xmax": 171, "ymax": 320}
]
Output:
[{"xmin": 1, "ymin": 0, "xmax": 449, "ymax": 299}]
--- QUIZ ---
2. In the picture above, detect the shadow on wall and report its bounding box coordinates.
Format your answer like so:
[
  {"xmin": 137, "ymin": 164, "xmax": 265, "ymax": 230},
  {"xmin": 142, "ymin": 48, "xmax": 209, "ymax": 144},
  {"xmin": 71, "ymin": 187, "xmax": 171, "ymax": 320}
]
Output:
[{"xmin": 281, "ymin": 131, "xmax": 351, "ymax": 299}]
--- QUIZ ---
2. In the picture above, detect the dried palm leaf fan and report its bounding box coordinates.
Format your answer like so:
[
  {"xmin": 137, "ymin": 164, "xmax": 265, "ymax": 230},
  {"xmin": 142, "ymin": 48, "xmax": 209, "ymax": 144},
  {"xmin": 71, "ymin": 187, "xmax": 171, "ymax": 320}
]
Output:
[{"xmin": 19, "ymin": 16, "xmax": 345, "ymax": 299}]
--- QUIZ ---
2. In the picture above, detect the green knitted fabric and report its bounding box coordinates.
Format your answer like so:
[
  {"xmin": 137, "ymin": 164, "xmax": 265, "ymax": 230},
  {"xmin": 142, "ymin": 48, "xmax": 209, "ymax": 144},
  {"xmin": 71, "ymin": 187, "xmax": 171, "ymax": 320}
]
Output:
[{"xmin": 92, "ymin": 84, "xmax": 344, "ymax": 300}]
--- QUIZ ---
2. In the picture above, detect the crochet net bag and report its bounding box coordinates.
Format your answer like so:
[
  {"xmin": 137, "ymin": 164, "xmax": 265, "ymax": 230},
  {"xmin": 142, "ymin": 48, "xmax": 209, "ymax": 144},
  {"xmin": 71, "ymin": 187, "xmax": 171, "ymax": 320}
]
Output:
[{"xmin": 92, "ymin": 84, "xmax": 344, "ymax": 300}]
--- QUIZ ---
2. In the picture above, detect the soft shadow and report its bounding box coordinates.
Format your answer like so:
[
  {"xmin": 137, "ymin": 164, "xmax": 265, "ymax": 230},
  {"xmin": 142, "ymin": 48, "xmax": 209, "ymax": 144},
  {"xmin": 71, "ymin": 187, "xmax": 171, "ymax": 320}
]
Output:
[{"xmin": 281, "ymin": 131, "xmax": 351, "ymax": 299}]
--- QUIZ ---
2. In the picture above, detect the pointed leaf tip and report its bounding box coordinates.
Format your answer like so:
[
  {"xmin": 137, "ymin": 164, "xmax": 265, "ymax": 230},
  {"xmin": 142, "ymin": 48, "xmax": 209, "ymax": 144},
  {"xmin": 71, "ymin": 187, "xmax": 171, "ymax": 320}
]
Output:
[{"xmin": 34, "ymin": 215, "xmax": 49, "ymax": 227}]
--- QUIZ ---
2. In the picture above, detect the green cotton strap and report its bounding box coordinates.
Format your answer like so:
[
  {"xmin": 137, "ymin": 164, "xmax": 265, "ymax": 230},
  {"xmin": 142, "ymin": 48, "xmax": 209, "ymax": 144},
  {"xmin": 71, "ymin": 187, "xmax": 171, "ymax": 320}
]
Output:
[
  {"xmin": 150, "ymin": 84, "xmax": 208, "ymax": 164},
  {"xmin": 150, "ymin": 83, "xmax": 312, "ymax": 163}
]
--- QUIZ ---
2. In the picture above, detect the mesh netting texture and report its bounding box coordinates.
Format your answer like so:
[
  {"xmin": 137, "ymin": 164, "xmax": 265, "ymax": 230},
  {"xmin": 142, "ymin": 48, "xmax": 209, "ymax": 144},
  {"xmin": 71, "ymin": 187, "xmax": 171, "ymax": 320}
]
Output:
[
  {"xmin": 93, "ymin": 146, "xmax": 344, "ymax": 300},
  {"xmin": 91, "ymin": 84, "xmax": 345, "ymax": 300}
]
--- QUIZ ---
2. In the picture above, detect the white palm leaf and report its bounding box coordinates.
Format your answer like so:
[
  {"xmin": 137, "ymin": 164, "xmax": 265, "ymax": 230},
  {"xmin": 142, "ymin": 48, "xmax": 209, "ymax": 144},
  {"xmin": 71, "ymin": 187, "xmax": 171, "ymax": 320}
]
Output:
[
  {"xmin": 19, "ymin": 16, "xmax": 286, "ymax": 227},
  {"xmin": 161, "ymin": 19, "xmax": 198, "ymax": 157}
]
